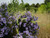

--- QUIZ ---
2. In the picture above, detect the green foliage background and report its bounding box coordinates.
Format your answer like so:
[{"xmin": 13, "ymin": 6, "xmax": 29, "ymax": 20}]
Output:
[{"xmin": 5, "ymin": 0, "xmax": 50, "ymax": 14}]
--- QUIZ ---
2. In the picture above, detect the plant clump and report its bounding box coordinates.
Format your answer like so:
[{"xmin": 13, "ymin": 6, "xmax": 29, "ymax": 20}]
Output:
[{"xmin": 0, "ymin": 4, "xmax": 39, "ymax": 38}]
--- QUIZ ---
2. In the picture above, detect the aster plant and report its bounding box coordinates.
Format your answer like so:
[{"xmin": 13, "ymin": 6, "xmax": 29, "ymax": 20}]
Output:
[
  {"xmin": 13, "ymin": 11, "xmax": 39, "ymax": 38},
  {"xmin": 0, "ymin": 4, "xmax": 18, "ymax": 38},
  {"xmin": 0, "ymin": 4, "xmax": 39, "ymax": 38}
]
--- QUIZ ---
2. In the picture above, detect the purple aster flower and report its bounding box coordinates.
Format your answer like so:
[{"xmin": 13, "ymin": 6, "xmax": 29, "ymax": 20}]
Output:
[
  {"xmin": 4, "ymin": 32, "xmax": 8, "ymax": 35},
  {"xmin": 4, "ymin": 26, "xmax": 7, "ymax": 30},
  {"xmin": 0, "ymin": 8, "xmax": 4, "ymax": 11},
  {"xmin": 21, "ymin": 15, "xmax": 26, "ymax": 18},
  {"xmin": 29, "ymin": 32, "xmax": 32, "ymax": 35},
  {"xmin": 13, "ymin": 36, "xmax": 17, "ymax": 38},
  {"xmin": 30, "ymin": 36, "xmax": 34, "ymax": 38},
  {"xmin": 5, "ymin": 12, "xmax": 8, "ymax": 17},
  {"xmin": 19, "ymin": 22, "xmax": 22, "ymax": 26},
  {"xmin": 2, "ymin": 18, "xmax": 6, "ymax": 24},
  {"xmin": 0, "ymin": 34, "xmax": 3, "ymax": 37},
  {"xmin": 26, "ymin": 19, "xmax": 28, "ymax": 22},
  {"xmin": 23, "ymin": 23, "xmax": 26, "ymax": 27},
  {"xmin": 31, "ymin": 23, "xmax": 33, "ymax": 26},
  {"xmin": 15, "ymin": 25, "xmax": 18, "ymax": 28},
  {"xmin": 11, "ymin": 29, "xmax": 13, "ymax": 33},
  {"xmin": 26, "ymin": 27, "xmax": 28, "ymax": 30},
  {"xmin": 12, "ymin": 26, "xmax": 14, "ymax": 28},
  {"xmin": 26, "ymin": 17, "xmax": 30, "ymax": 22},
  {"xmin": 36, "ymin": 22, "xmax": 38, "ymax": 26},
  {"xmin": 25, "ymin": 30, "xmax": 29, "ymax": 35},
  {"xmin": 33, "ymin": 16, "xmax": 36, "ymax": 21},
  {"xmin": 9, "ymin": 16, "xmax": 12, "ymax": 19},
  {"xmin": 5, "ymin": 7, "xmax": 7, "ymax": 10},
  {"xmin": 1, "ymin": 28, "xmax": 4, "ymax": 33},
  {"xmin": 27, "ymin": 11, "xmax": 31, "ymax": 15},
  {"xmin": 36, "ymin": 17, "xmax": 38, "ymax": 20},
  {"xmin": 0, "ymin": 15, "xmax": 2, "ymax": 17},
  {"xmin": 17, "ymin": 15, "xmax": 20, "ymax": 18},
  {"xmin": 34, "ymin": 25, "xmax": 38, "ymax": 29},
  {"xmin": 33, "ymin": 16, "xmax": 38, "ymax": 21},
  {"xmin": 23, "ymin": 31, "xmax": 26, "ymax": 33},
  {"xmin": 25, "ymin": 13, "xmax": 28, "ymax": 16},
  {"xmin": 19, "ymin": 35, "xmax": 23, "ymax": 38},
  {"xmin": 0, "ymin": 22, "xmax": 3, "ymax": 25},
  {"xmin": 13, "ymin": 16, "xmax": 16, "ymax": 20},
  {"xmin": 8, "ymin": 21, "xmax": 12, "ymax": 24},
  {"xmin": 1, "ymin": 18, "xmax": 3, "ymax": 21}
]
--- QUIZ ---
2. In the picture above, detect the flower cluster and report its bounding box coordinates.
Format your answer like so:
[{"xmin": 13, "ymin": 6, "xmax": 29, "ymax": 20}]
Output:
[
  {"xmin": 0, "ymin": 4, "xmax": 18, "ymax": 38},
  {"xmin": 13, "ymin": 11, "xmax": 39, "ymax": 38},
  {"xmin": 0, "ymin": 4, "xmax": 39, "ymax": 38}
]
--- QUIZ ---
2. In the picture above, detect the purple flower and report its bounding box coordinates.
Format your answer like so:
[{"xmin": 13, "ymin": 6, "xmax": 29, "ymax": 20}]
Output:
[
  {"xmin": 0, "ymin": 34, "xmax": 3, "ymax": 37},
  {"xmin": 12, "ymin": 26, "xmax": 14, "ymax": 28},
  {"xmin": 33, "ymin": 16, "xmax": 36, "ymax": 21},
  {"xmin": 26, "ymin": 17, "xmax": 30, "ymax": 22},
  {"xmin": 30, "ymin": 36, "xmax": 34, "ymax": 38},
  {"xmin": 0, "ymin": 15, "xmax": 2, "ymax": 17},
  {"xmin": 11, "ymin": 29, "xmax": 13, "ymax": 33},
  {"xmin": 13, "ymin": 16, "xmax": 16, "ymax": 20},
  {"xmin": 27, "ymin": 11, "xmax": 31, "ymax": 15},
  {"xmin": 23, "ymin": 23, "xmax": 26, "ymax": 27},
  {"xmin": 19, "ymin": 35, "xmax": 23, "ymax": 38},
  {"xmin": 1, "ymin": 28, "xmax": 4, "ymax": 33},
  {"xmin": 29, "ymin": 32, "xmax": 32, "ymax": 35},
  {"xmin": 8, "ymin": 16, "xmax": 12, "ymax": 19},
  {"xmin": 34, "ymin": 25, "xmax": 38, "ymax": 29},
  {"xmin": 0, "ymin": 4, "xmax": 19, "ymax": 38},
  {"xmin": 5, "ymin": 7, "xmax": 7, "ymax": 10},
  {"xmin": 5, "ymin": 12, "xmax": 8, "ymax": 17},
  {"xmin": 36, "ymin": 22, "xmax": 38, "ymax": 26},
  {"xmin": 36, "ymin": 17, "xmax": 38, "ymax": 20},
  {"xmin": 4, "ymin": 32, "xmax": 8, "ymax": 35},
  {"xmin": 19, "ymin": 22, "xmax": 22, "ymax": 26},
  {"xmin": 31, "ymin": 23, "xmax": 33, "ymax": 26},
  {"xmin": 4, "ymin": 26, "xmax": 7, "ymax": 30},
  {"xmin": 23, "ymin": 31, "xmax": 26, "ymax": 33},
  {"xmin": 2, "ymin": 18, "xmax": 6, "ymax": 24},
  {"xmin": 8, "ymin": 21, "xmax": 12, "ymax": 24},
  {"xmin": 15, "ymin": 25, "xmax": 18, "ymax": 28},
  {"xmin": 26, "ymin": 19, "xmax": 28, "ymax": 22},
  {"xmin": 13, "ymin": 36, "xmax": 17, "ymax": 38},
  {"xmin": 21, "ymin": 15, "xmax": 26, "ymax": 18},
  {"xmin": 33, "ymin": 16, "xmax": 38, "ymax": 21},
  {"xmin": 17, "ymin": 15, "xmax": 20, "ymax": 18},
  {"xmin": 0, "ymin": 8, "xmax": 4, "ymax": 11},
  {"xmin": 25, "ymin": 13, "xmax": 28, "ymax": 16},
  {"xmin": 26, "ymin": 27, "xmax": 28, "ymax": 30},
  {"xmin": 25, "ymin": 30, "xmax": 29, "ymax": 35}
]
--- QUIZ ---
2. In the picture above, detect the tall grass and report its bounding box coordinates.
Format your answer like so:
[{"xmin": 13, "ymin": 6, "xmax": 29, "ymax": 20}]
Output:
[{"xmin": 34, "ymin": 13, "xmax": 50, "ymax": 38}]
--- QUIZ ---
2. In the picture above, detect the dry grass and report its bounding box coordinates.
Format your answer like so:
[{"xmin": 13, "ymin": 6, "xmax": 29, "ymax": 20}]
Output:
[{"xmin": 33, "ymin": 13, "xmax": 50, "ymax": 38}]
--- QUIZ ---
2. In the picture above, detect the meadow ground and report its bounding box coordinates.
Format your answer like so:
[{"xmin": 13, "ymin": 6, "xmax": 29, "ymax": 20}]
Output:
[{"xmin": 33, "ymin": 13, "xmax": 50, "ymax": 38}]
